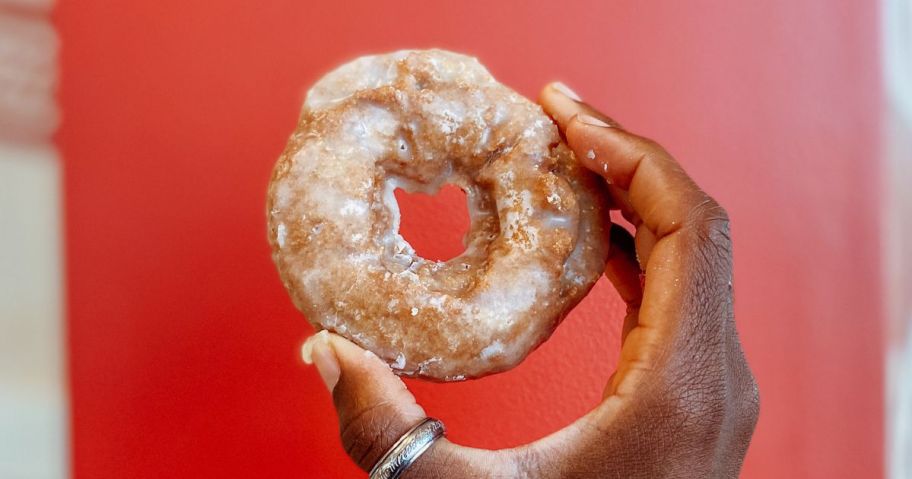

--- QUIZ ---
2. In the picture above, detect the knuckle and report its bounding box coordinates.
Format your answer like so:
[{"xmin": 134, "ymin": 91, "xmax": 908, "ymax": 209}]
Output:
[
  {"xmin": 664, "ymin": 365, "xmax": 728, "ymax": 439},
  {"xmin": 736, "ymin": 374, "xmax": 761, "ymax": 436},
  {"xmin": 655, "ymin": 357, "xmax": 759, "ymax": 453},
  {"xmin": 687, "ymin": 196, "xmax": 731, "ymax": 248},
  {"xmin": 338, "ymin": 402, "xmax": 402, "ymax": 471},
  {"xmin": 682, "ymin": 196, "xmax": 733, "ymax": 297},
  {"xmin": 653, "ymin": 345, "xmax": 731, "ymax": 437},
  {"xmin": 726, "ymin": 337, "xmax": 761, "ymax": 440}
]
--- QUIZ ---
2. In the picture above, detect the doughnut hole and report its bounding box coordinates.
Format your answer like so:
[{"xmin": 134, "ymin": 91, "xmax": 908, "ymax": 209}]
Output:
[{"xmin": 394, "ymin": 184, "xmax": 470, "ymax": 262}]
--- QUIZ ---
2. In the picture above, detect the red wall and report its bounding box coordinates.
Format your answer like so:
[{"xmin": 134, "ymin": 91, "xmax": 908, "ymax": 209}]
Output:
[{"xmin": 56, "ymin": 1, "xmax": 883, "ymax": 477}]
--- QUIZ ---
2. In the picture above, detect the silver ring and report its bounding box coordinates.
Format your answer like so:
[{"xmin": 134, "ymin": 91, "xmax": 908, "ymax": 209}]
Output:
[{"xmin": 369, "ymin": 418, "xmax": 446, "ymax": 479}]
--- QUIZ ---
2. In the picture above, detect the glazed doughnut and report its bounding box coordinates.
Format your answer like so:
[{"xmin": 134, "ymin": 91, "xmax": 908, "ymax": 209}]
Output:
[{"xmin": 267, "ymin": 49, "xmax": 610, "ymax": 380}]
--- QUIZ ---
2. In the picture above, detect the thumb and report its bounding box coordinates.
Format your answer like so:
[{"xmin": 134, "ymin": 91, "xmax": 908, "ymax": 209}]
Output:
[{"xmin": 302, "ymin": 331, "xmax": 429, "ymax": 471}]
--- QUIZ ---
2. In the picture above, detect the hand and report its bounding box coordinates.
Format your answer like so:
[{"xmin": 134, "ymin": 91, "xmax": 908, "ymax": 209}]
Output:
[{"xmin": 302, "ymin": 82, "xmax": 760, "ymax": 478}]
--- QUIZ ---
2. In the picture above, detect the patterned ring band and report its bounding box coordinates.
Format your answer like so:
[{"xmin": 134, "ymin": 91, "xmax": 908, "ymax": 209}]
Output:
[{"xmin": 369, "ymin": 418, "xmax": 446, "ymax": 479}]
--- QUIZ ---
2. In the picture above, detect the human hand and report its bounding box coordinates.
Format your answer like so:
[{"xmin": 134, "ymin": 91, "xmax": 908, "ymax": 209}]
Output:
[{"xmin": 301, "ymin": 82, "xmax": 760, "ymax": 478}]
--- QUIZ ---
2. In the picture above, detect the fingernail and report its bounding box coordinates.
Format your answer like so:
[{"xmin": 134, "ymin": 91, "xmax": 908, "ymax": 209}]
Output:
[
  {"xmin": 302, "ymin": 330, "xmax": 340, "ymax": 391},
  {"xmin": 576, "ymin": 113, "xmax": 611, "ymax": 128},
  {"xmin": 551, "ymin": 82, "xmax": 581, "ymax": 101},
  {"xmin": 300, "ymin": 330, "xmax": 327, "ymax": 364}
]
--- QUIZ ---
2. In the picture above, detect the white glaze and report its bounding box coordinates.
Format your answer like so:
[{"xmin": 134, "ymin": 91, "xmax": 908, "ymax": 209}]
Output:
[{"xmin": 267, "ymin": 50, "xmax": 610, "ymax": 380}]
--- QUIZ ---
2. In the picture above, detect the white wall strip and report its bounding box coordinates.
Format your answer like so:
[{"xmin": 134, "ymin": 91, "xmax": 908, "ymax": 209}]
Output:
[
  {"xmin": 0, "ymin": 145, "xmax": 66, "ymax": 479},
  {"xmin": 883, "ymin": 0, "xmax": 912, "ymax": 477},
  {"xmin": 0, "ymin": 3, "xmax": 67, "ymax": 478}
]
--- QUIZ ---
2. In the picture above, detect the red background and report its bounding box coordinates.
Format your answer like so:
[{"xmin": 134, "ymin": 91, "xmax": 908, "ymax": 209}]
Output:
[{"xmin": 56, "ymin": 1, "xmax": 883, "ymax": 477}]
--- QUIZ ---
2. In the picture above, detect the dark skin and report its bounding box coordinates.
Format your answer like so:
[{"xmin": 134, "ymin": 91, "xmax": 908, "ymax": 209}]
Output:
[{"xmin": 304, "ymin": 82, "xmax": 760, "ymax": 478}]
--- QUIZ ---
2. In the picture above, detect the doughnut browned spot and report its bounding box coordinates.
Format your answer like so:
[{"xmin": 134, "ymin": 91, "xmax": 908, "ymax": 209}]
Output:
[{"xmin": 267, "ymin": 49, "xmax": 610, "ymax": 380}]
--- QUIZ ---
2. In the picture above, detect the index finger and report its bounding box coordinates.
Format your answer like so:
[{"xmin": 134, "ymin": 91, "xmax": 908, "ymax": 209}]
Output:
[
  {"xmin": 540, "ymin": 84, "xmax": 734, "ymax": 396},
  {"xmin": 540, "ymin": 84, "xmax": 707, "ymax": 240}
]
